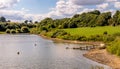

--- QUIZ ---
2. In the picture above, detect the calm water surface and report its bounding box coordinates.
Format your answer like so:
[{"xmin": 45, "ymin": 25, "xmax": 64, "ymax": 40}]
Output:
[{"xmin": 0, "ymin": 34, "xmax": 111, "ymax": 69}]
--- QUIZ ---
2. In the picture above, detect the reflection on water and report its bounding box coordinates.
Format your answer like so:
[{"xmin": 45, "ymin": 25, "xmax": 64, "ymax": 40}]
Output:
[{"xmin": 0, "ymin": 34, "xmax": 111, "ymax": 69}]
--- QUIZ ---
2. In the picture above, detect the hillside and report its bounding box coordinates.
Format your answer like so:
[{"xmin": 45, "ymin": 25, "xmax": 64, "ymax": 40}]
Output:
[{"xmin": 64, "ymin": 26, "xmax": 120, "ymax": 37}]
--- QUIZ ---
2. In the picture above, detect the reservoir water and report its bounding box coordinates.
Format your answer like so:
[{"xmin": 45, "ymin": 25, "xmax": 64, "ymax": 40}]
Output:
[{"xmin": 0, "ymin": 34, "xmax": 111, "ymax": 69}]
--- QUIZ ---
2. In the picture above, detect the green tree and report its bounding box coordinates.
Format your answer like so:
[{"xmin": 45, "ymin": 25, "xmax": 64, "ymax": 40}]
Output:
[
  {"xmin": 24, "ymin": 20, "xmax": 28, "ymax": 24},
  {"xmin": 29, "ymin": 20, "xmax": 32, "ymax": 23},
  {"xmin": 88, "ymin": 10, "xmax": 100, "ymax": 15},
  {"xmin": 113, "ymin": 10, "xmax": 120, "ymax": 25},
  {"xmin": 7, "ymin": 20, "xmax": 11, "ymax": 22},
  {"xmin": 73, "ymin": 14, "xmax": 80, "ymax": 18},
  {"xmin": 35, "ymin": 21, "xmax": 38, "ymax": 24},
  {"xmin": 96, "ymin": 12, "xmax": 111, "ymax": 26},
  {"xmin": 0, "ymin": 16, "xmax": 6, "ymax": 22}
]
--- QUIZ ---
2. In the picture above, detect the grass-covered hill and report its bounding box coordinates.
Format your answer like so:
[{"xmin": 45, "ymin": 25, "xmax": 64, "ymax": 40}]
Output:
[{"xmin": 64, "ymin": 26, "xmax": 120, "ymax": 37}]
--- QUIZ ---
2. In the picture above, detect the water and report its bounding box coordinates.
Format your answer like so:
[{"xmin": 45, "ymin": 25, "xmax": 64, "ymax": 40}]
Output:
[{"xmin": 0, "ymin": 34, "xmax": 111, "ymax": 69}]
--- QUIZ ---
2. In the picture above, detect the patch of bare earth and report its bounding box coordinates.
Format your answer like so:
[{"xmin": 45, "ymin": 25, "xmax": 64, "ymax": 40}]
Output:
[{"xmin": 84, "ymin": 49, "xmax": 120, "ymax": 69}]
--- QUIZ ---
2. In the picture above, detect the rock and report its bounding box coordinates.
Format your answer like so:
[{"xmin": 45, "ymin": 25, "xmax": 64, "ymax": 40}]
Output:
[{"xmin": 99, "ymin": 44, "xmax": 106, "ymax": 49}]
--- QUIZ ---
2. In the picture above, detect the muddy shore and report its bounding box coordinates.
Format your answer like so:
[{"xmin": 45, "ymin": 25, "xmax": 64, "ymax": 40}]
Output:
[{"xmin": 84, "ymin": 49, "xmax": 120, "ymax": 69}]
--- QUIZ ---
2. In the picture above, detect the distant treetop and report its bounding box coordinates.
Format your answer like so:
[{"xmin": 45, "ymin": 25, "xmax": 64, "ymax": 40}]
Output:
[{"xmin": 0, "ymin": 16, "xmax": 6, "ymax": 22}]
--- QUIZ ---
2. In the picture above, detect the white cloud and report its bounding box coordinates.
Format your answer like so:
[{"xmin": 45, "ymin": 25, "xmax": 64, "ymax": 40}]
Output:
[
  {"xmin": 47, "ymin": 0, "xmax": 120, "ymax": 20},
  {"xmin": 97, "ymin": 3, "xmax": 109, "ymax": 9},
  {"xmin": 70, "ymin": 0, "xmax": 104, "ymax": 5},
  {"xmin": 78, "ymin": 8, "xmax": 95, "ymax": 14},
  {"xmin": 21, "ymin": 8, "xmax": 30, "ymax": 12},
  {"xmin": 0, "ymin": 0, "xmax": 120, "ymax": 22},
  {"xmin": 106, "ymin": 0, "xmax": 117, "ymax": 2},
  {"xmin": 104, "ymin": 9, "xmax": 116, "ymax": 15},
  {"xmin": 0, "ymin": 9, "xmax": 44, "ymax": 22},
  {"xmin": 0, "ymin": 0, "xmax": 19, "ymax": 9},
  {"xmin": 114, "ymin": 2, "xmax": 120, "ymax": 8},
  {"xmin": 47, "ymin": 0, "xmax": 83, "ymax": 19}
]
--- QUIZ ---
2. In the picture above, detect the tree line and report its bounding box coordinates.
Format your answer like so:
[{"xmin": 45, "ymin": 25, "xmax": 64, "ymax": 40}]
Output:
[{"xmin": 37, "ymin": 10, "xmax": 120, "ymax": 32}]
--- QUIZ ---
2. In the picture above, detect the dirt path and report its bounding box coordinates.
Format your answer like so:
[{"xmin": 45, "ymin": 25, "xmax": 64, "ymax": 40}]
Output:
[{"xmin": 84, "ymin": 49, "xmax": 120, "ymax": 69}]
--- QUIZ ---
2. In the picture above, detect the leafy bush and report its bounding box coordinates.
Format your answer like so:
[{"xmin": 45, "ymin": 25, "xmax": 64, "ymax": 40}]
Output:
[
  {"xmin": 6, "ymin": 29, "xmax": 11, "ymax": 33},
  {"xmin": 103, "ymin": 31, "xmax": 108, "ymax": 35},
  {"xmin": 16, "ymin": 29, "xmax": 22, "ymax": 33},
  {"xmin": 51, "ymin": 30, "xmax": 68, "ymax": 38},
  {"xmin": 30, "ymin": 28, "xmax": 39, "ymax": 34},
  {"xmin": 10, "ymin": 29, "xmax": 16, "ymax": 34},
  {"xmin": 21, "ymin": 26, "xmax": 30, "ymax": 33}
]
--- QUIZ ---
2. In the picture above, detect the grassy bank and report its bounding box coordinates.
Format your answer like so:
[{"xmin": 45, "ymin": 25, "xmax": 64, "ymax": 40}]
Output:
[
  {"xmin": 39, "ymin": 26, "xmax": 120, "ymax": 57},
  {"xmin": 0, "ymin": 32, "xmax": 6, "ymax": 34},
  {"xmin": 107, "ymin": 38, "xmax": 120, "ymax": 56},
  {"xmin": 41, "ymin": 26, "xmax": 120, "ymax": 42}
]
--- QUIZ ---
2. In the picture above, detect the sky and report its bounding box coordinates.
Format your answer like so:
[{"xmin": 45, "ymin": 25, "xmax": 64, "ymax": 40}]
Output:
[{"xmin": 0, "ymin": 0, "xmax": 120, "ymax": 22}]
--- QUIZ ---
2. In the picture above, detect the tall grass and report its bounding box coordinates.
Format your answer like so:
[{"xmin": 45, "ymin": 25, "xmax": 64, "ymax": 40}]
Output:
[{"xmin": 107, "ymin": 37, "xmax": 120, "ymax": 56}]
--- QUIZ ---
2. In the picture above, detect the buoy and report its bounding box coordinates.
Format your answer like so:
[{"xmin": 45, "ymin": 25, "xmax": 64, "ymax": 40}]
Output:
[
  {"xmin": 66, "ymin": 47, "xmax": 69, "ymax": 49},
  {"xmin": 17, "ymin": 52, "xmax": 20, "ymax": 55},
  {"xmin": 35, "ymin": 44, "xmax": 37, "ymax": 46}
]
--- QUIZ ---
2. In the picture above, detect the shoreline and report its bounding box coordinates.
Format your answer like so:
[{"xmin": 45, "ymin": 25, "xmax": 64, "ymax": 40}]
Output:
[
  {"xmin": 40, "ymin": 35, "xmax": 104, "ymax": 46},
  {"xmin": 84, "ymin": 49, "xmax": 120, "ymax": 69},
  {"xmin": 40, "ymin": 35, "xmax": 120, "ymax": 69}
]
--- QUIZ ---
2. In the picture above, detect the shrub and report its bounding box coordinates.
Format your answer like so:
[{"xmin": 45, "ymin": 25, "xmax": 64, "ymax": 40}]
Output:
[
  {"xmin": 6, "ymin": 29, "xmax": 11, "ymax": 34},
  {"xmin": 103, "ymin": 31, "xmax": 108, "ymax": 35},
  {"xmin": 103, "ymin": 35, "xmax": 115, "ymax": 42},
  {"xmin": 10, "ymin": 29, "xmax": 16, "ymax": 34},
  {"xmin": 113, "ymin": 32, "xmax": 120, "ymax": 36},
  {"xmin": 88, "ymin": 35, "xmax": 103, "ymax": 41},
  {"xmin": 51, "ymin": 30, "xmax": 68, "ymax": 38},
  {"xmin": 16, "ymin": 29, "xmax": 22, "ymax": 33},
  {"xmin": 21, "ymin": 26, "xmax": 30, "ymax": 33},
  {"xmin": 30, "ymin": 28, "xmax": 38, "ymax": 34}
]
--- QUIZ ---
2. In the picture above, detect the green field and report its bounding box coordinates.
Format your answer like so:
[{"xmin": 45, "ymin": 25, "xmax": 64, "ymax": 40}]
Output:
[{"xmin": 64, "ymin": 26, "xmax": 120, "ymax": 37}]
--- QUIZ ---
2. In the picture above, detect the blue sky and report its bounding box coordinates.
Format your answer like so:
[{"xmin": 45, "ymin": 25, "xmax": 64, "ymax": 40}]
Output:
[
  {"xmin": 14, "ymin": 0, "xmax": 57, "ymax": 14},
  {"xmin": 0, "ymin": 0, "xmax": 120, "ymax": 22}
]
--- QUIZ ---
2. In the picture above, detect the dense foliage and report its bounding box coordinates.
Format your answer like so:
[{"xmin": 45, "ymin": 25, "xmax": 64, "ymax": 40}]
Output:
[
  {"xmin": 37, "ymin": 10, "xmax": 118, "ymax": 32},
  {"xmin": 0, "ymin": 22, "xmax": 36, "ymax": 34},
  {"xmin": 36, "ymin": 10, "xmax": 120, "ymax": 42}
]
